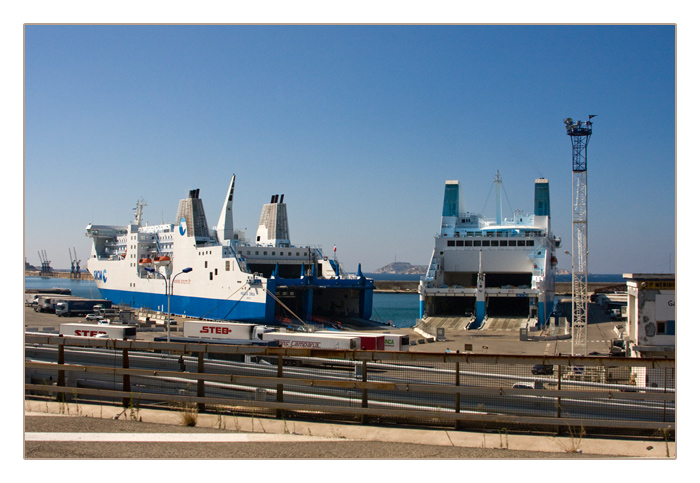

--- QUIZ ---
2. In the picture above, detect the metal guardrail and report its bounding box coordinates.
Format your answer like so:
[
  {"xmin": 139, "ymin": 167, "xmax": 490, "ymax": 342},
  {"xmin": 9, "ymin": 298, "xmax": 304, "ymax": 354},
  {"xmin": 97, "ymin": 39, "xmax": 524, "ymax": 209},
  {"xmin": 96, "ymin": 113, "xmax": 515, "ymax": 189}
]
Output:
[{"xmin": 24, "ymin": 334, "xmax": 675, "ymax": 435}]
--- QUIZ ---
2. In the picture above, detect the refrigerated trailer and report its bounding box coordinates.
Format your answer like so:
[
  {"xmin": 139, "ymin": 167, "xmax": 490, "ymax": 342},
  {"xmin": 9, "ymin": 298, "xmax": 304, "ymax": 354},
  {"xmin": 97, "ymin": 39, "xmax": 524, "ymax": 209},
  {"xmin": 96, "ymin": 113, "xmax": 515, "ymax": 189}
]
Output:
[
  {"xmin": 59, "ymin": 323, "xmax": 137, "ymax": 339},
  {"xmin": 182, "ymin": 320, "xmax": 272, "ymax": 340},
  {"xmin": 261, "ymin": 331, "xmax": 361, "ymax": 350}
]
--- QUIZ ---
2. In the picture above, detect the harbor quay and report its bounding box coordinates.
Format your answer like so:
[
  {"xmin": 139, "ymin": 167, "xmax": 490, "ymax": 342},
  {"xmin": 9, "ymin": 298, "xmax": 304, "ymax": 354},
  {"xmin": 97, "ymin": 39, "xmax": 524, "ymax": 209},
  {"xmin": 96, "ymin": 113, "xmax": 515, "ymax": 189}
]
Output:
[{"xmin": 24, "ymin": 299, "xmax": 620, "ymax": 357}]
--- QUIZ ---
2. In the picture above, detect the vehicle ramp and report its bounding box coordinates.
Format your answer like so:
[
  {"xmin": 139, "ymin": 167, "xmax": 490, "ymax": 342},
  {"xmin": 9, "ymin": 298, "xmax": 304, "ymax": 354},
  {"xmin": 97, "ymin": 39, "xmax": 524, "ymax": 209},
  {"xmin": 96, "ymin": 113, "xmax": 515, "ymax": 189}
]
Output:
[{"xmin": 480, "ymin": 317, "xmax": 530, "ymax": 331}]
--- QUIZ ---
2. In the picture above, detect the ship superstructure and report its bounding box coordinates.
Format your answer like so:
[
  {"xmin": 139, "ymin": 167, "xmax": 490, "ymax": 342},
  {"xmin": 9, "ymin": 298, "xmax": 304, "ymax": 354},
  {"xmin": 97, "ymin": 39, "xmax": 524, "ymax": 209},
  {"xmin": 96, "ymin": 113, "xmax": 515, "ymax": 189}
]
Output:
[
  {"xmin": 86, "ymin": 175, "xmax": 374, "ymax": 325},
  {"xmin": 419, "ymin": 172, "xmax": 560, "ymax": 329}
]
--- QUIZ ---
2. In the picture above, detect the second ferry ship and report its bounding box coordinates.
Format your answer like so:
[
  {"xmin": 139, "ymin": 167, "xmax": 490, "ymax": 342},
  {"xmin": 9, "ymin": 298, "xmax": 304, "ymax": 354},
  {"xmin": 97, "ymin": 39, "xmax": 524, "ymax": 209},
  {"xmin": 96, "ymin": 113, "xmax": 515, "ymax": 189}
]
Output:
[
  {"xmin": 419, "ymin": 172, "xmax": 560, "ymax": 330},
  {"xmin": 86, "ymin": 174, "xmax": 375, "ymax": 326}
]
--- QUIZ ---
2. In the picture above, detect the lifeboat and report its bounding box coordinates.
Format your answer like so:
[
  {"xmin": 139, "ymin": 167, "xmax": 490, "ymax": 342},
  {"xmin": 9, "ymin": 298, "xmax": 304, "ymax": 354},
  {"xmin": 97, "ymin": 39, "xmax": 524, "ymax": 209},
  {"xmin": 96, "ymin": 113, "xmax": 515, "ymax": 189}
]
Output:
[
  {"xmin": 138, "ymin": 258, "xmax": 153, "ymax": 267},
  {"xmin": 153, "ymin": 255, "xmax": 172, "ymax": 266}
]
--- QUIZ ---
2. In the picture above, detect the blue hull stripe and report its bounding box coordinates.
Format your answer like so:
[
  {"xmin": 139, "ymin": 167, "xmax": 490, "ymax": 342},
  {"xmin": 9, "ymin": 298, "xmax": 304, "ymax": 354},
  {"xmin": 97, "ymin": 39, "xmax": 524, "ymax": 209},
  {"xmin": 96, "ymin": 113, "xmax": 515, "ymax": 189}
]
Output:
[{"xmin": 98, "ymin": 289, "xmax": 267, "ymax": 322}]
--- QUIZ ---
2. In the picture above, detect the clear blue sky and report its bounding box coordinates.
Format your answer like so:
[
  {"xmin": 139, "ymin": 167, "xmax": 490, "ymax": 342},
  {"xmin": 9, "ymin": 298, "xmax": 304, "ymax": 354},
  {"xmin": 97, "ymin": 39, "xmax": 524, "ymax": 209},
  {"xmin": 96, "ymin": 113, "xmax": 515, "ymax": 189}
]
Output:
[{"xmin": 23, "ymin": 24, "xmax": 676, "ymax": 274}]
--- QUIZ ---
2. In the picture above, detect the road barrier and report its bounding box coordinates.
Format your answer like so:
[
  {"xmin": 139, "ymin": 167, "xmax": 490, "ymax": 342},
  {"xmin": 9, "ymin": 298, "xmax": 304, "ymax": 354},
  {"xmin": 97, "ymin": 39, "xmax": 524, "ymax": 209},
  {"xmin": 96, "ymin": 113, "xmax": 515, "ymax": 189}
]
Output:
[{"xmin": 25, "ymin": 334, "xmax": 675, "ymax": 436}]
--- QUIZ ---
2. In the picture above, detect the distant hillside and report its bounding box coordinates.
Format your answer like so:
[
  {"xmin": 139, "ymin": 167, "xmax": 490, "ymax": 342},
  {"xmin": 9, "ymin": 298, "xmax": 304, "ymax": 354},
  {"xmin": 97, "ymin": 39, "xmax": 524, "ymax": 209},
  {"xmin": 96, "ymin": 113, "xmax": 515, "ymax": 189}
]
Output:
[{"xmin": 374, "ymin": 262, "xmax": 427, "ymax": 275}]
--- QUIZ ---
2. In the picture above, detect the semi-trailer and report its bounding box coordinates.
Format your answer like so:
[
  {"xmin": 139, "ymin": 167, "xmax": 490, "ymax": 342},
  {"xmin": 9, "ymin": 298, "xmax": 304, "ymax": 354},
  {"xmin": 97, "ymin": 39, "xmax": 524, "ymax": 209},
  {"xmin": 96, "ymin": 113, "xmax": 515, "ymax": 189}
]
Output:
[
  {"xmin": 261, "ymin": 331, "xmax": 361, "ymax": 350},
  {"xmin": 182, "ymin": 320, "xmax": 273, "ymax": 340},
  {"xmin": 59, "ymin": 322, "xmax": 137, "ymax": 339},
  {"xmin": 319, "ymin": 331, "xmax": 410, "ymax": 351},
  {"xmin": 55, "ymin": 298, "xmax": 113, "ymax": 317}
]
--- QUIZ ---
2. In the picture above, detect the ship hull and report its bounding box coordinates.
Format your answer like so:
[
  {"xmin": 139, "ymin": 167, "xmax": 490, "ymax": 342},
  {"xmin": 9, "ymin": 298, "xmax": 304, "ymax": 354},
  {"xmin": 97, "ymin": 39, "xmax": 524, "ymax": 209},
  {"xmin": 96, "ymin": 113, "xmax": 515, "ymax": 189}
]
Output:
[{"xmin": 96, "ymin": 288, "xmax": 268, "ymax": 322}]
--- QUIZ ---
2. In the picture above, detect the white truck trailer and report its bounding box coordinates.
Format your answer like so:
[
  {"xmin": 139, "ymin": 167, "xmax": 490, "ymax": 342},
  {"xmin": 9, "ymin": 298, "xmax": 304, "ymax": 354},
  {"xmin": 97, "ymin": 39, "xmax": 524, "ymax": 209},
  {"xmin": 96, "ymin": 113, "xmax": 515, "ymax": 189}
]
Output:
[
  {"xmin": 182, "ymin": 320, "xmax": 272, "ymax": 340},
  {"xmin": 59, "ymin": 323, "xmax": 137, "ymax": 340},
  {"xmin": 261, "ymin": 331, "xmax": 361, "ymax": 350}
]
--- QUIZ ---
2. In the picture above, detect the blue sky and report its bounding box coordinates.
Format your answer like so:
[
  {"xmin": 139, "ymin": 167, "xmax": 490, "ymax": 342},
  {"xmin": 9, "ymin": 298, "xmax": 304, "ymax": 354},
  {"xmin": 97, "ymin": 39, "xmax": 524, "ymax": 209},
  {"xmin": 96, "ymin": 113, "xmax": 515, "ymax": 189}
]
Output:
[{"xmin": 22, "ymin": 24, "xmax": 676, "ymax": 274}]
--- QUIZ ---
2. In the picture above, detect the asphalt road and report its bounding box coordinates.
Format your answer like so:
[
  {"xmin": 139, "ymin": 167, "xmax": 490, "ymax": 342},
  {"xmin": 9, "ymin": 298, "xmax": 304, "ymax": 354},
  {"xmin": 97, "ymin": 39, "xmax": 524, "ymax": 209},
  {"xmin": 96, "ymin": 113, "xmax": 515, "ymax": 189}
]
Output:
[{"xmin": 25, "ymin": 415, "xmax": 592, "ymax": 459}]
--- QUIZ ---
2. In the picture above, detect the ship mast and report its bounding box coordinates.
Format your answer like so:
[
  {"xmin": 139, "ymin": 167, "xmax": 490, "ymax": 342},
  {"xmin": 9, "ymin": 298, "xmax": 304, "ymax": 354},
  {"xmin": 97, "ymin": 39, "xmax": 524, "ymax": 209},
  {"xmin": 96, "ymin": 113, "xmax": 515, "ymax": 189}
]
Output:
[
  {"xmin": 494, "ymin": 170, "xmax": 503, "ymax": 225},
  {"xmin": 133, "ymin": 198, "xmax": 147, "ymax": 227}
]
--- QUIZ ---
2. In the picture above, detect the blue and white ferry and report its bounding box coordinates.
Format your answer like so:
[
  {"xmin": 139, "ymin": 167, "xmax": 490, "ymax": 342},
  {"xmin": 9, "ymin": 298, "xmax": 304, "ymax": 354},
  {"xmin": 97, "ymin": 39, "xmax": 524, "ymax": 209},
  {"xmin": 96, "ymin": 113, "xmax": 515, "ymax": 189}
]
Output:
[
  {"xmin": 419, "ymin": 172, "xmax": 560, "ymax": 329},
  {"xmin": 86, "ymin": 175, "xmax": 374, "ymax": 325}
]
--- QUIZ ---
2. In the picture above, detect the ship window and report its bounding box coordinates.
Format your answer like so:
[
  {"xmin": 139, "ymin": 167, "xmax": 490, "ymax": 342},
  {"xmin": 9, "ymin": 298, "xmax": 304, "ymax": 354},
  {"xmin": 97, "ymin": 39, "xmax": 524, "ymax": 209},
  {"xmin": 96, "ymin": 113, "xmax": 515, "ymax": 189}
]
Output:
[
  {"xmin": 209, "ymin": 272, "xmax": 213, "ymax": 280},
  {"xmin": 456, "ymin": 240, "xmax": 464, "ymax": 247},
  {"xmin": 509, "ymin": 240, "xmax": 516, "ymax": 247},
  {"xmin": 215, "ymin": 268, "xmax": 218, "ymax": 276},
  {"xmin": 473, "ymin": 240, "xmax": 482, "ymax": 247},
  {"xmin": 526, "ymin": 240, "xmax": 534, "ymax": 246},
  {"xmin": 264, "ymin": 251, "xmax": 267, "ymax": 255},
  {"xmin": 465, "ymin": 240, "xmax": 473, "ymax": 246},
  {"xmin": 272, "ymin": 251, "xmax": 275, "ymax": 255},
  {"xmin": 205, "ymin": 261, "xmax": 208, "ymax": 268},
  {"xmin": 500, "ymin": 240, "xmax": 508, "ymax": 247},
  {"xmin": 447, "ymin": 240, "xmax": 455, "ymax": 247},
  {"xmin": 517, "ymin": 240, "xmax": 525, "ymax": 246},
  {"xmin": 225, "ymin": 261, "xmax": 230, "ymax": 271}
]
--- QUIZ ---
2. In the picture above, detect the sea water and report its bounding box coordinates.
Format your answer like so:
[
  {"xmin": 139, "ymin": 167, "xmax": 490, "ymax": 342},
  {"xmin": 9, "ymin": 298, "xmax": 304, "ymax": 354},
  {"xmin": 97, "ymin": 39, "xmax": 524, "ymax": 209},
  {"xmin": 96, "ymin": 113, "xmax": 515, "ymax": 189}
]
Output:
[{"xmin": 24, "ymin": 276, "xmax": 103, "ymax": 299}]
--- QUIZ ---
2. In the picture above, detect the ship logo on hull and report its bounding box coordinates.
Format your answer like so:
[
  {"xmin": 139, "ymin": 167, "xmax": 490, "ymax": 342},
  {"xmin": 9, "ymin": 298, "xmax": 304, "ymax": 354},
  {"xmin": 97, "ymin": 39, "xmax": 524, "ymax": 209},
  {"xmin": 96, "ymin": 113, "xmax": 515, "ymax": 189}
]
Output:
[
  {"xmin": 93, "ymin": 269, "xmax": 107, "ymax": 283},
  {"xmin": 179, "ymin": 217, "xmax": 187, "ymax": 236}
]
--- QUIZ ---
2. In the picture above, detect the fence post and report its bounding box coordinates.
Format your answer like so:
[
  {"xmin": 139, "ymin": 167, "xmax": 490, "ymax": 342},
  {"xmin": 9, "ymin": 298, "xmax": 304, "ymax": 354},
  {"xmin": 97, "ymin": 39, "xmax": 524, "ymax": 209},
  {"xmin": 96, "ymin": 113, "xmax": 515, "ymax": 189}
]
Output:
[
  {"xmin": 56, "ymin": 339, "xmax": 65, "ymax": 402},
  {"xmin": 276, "ymin": 354, "xmax": 284, "ymax": 418},
  {"xmin": 454, "ymin": 360, "xmax": 461, "ymax": 429},
  {"xmin": 197, "ymin": 352, "xmax": 205, "ymax": 413},
  {"xmin": 556, "ymin": 363, "xmax": 563, "ymax": 435},
  {"xmin": 361, "ymin": 360, "xmax": 368, "ymax": 424},
  {"xmin": 122, "ymin": 348, "xmax": 131, "ymax": 408}
]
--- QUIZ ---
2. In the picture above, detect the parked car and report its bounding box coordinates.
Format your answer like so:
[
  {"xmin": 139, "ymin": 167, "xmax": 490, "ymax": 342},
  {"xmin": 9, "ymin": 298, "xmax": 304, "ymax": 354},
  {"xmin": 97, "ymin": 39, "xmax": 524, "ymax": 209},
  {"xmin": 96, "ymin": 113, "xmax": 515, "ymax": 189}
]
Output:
[
  {"xmin": 531, "ymin": 364, "xmax": 554, "ymax": 375},
  {"xmin": 512, "ymin": 381, "xmax": 545, "ymax": 390},
  {"xmin": 85, "ymin": 313, "xmax": 101, "ymax": 321}
]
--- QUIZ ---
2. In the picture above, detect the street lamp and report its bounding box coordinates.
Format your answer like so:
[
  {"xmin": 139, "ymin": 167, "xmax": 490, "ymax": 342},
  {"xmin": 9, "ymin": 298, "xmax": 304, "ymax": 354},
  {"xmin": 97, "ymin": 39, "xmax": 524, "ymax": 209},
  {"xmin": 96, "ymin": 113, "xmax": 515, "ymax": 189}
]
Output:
[{"xmin": 146, "ymin": 266, "xmax": 193, "ymax": 342}]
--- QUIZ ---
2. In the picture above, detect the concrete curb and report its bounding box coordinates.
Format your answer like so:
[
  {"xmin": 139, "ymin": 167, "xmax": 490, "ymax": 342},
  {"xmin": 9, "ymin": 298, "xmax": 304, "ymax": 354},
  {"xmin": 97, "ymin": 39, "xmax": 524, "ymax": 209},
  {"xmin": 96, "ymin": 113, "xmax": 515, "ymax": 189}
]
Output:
[{"xmin": 25, "ymin": 400, "xmax": 675, "ymax": 458}]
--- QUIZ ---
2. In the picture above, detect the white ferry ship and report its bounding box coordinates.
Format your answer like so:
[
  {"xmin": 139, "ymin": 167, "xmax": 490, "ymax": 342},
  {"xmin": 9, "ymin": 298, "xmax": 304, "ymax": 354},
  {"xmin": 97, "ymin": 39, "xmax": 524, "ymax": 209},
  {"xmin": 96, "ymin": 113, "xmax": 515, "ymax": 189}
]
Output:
[
  {"xmin": 86, "ymin": 175, "xmax": 374, "ymax": 325},
  {"xmin": 419, "ymin": 172, "xmax": 560, "ymax": 329}
]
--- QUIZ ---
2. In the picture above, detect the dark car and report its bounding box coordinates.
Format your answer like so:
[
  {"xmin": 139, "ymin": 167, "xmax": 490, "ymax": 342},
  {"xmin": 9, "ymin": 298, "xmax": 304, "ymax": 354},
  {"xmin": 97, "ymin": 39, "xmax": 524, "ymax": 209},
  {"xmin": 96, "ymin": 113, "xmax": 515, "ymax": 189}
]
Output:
[{"xmin": 531, "ymin": 364, "xmax": 554, "ymax": 375}]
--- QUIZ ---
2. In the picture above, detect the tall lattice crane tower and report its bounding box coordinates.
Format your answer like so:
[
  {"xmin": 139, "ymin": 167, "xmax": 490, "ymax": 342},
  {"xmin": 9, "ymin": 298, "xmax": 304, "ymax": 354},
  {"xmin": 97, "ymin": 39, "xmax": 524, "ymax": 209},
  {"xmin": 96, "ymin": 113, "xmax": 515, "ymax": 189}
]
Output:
[{"xmin": 565, "ymin": 116, "xmax": 594, "ymax": 356}]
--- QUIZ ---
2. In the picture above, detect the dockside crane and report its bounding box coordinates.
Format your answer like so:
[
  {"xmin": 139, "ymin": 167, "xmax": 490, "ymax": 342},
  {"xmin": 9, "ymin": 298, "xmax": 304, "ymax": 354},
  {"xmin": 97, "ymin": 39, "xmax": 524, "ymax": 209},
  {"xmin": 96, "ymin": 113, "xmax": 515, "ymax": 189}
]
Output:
[
  {"xmin": 74, "ymin": 247, "xmax": 81, "ymax": 277},
  {"xmin": 564, "ymin": 115, "xmax": 594, "ymax": 356},
  {"xmin": 38, "ymin": 250, "xmax": 53, "ymax": 276},
  {"xmin": 69, "ymin": 247, "xmax": 81, "ymax": 278}
]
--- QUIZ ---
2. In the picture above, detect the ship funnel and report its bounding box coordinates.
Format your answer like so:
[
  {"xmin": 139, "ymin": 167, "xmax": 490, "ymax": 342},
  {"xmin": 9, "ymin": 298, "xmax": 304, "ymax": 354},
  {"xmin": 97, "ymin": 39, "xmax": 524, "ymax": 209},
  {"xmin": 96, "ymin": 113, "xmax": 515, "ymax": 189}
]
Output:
[
  {"xmin": 534, "ymin": 178, "xmax": 550, "ymax": 217},
  {"xmin": 216, "ymin": 174, "xmax": 236, "ymax": 243},
  {"xmin": 177, "ymin": 188, "xmax": 210, "ymax": 241},
  {"xmin": 256, "ymin": 195, "xmax": 290, "ymax": 246},
  {"xmin": 442, "ymin": 181, "xmax": 461, "ymax": 217}
]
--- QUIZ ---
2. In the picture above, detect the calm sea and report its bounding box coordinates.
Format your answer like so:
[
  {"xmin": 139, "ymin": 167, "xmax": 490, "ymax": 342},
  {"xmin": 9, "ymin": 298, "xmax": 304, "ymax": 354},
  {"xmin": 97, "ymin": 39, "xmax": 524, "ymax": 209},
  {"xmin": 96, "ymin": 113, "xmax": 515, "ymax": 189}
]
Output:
[{"xmin": 24, "ymin": 273, "xmax": 627, "ymax": 330}]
